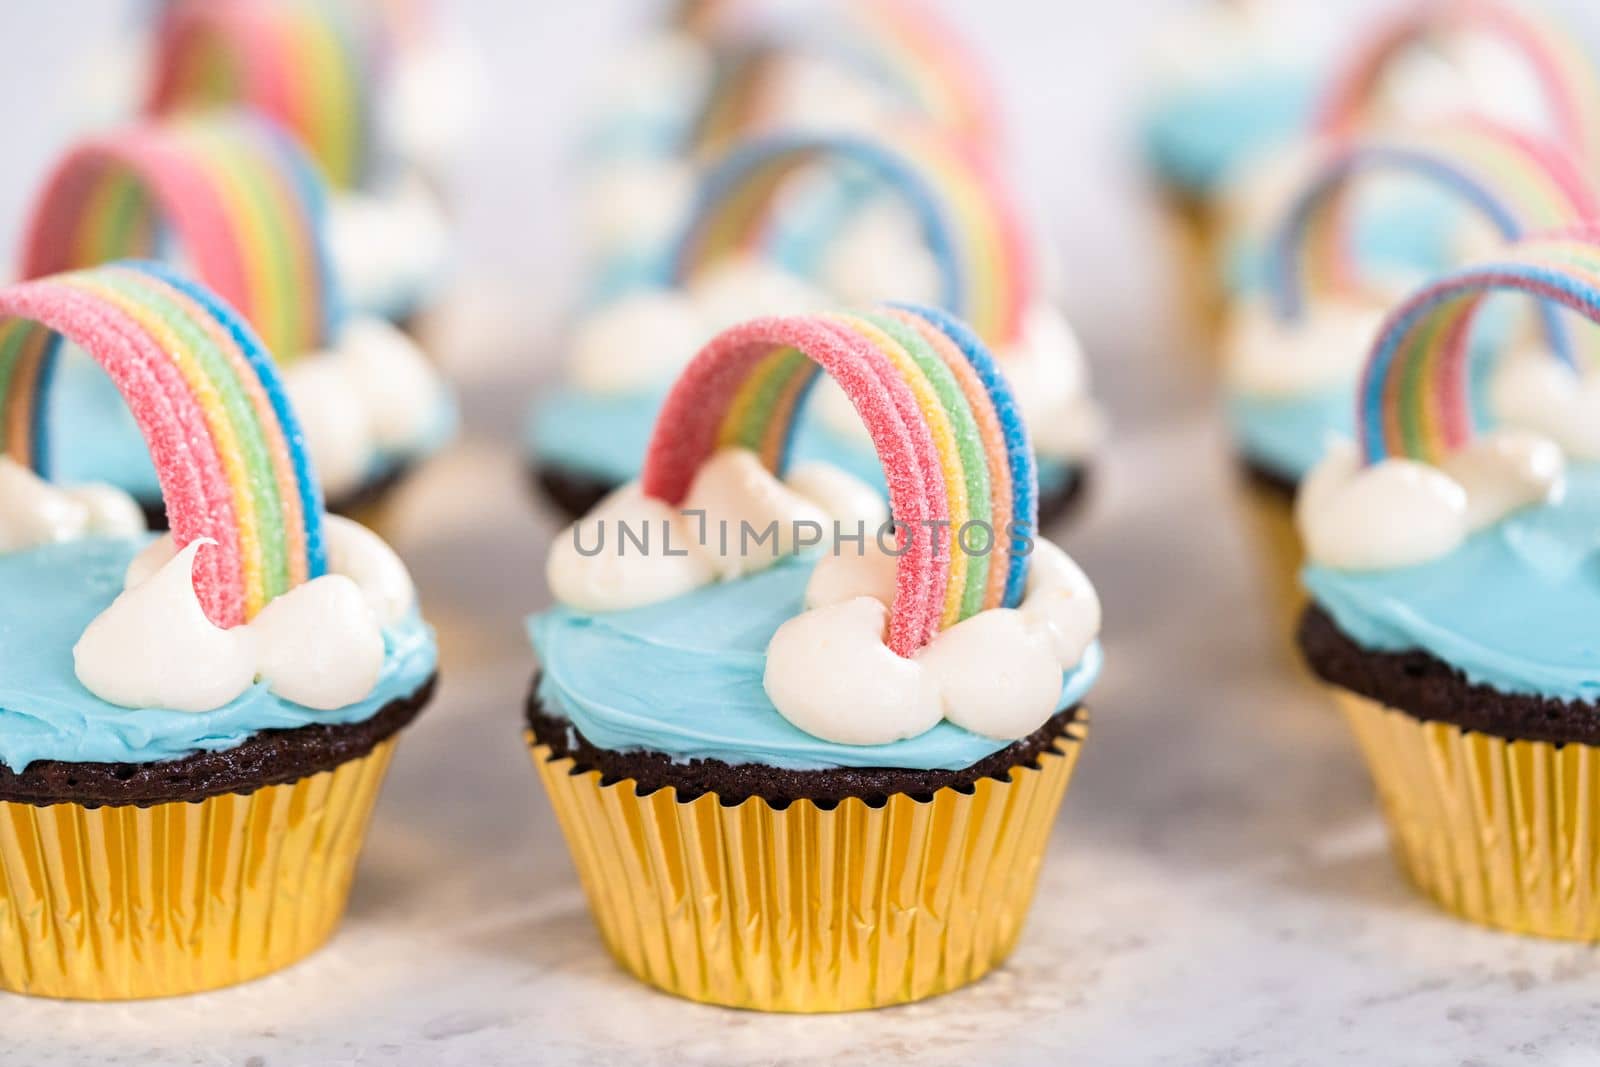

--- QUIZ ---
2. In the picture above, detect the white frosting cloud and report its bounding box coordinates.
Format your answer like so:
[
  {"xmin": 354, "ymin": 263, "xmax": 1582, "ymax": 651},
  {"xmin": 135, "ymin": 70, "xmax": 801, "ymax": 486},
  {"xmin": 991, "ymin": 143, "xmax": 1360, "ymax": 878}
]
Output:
[
  {"xmin": 76, "ymin": 515, "xmax": 415, "ymax": 712},
  {"xmin": 565, "ymin": 259, "xmax": 827, "ymax": 394},
  {"xmin": 767, "ymin": 538, "xmax": 1101, "ymax": 745},
  {"xmin": 284, "ymin": 317, "xmax": 447, "ymax": 497},
  {"xmin": 1297, "ymin": 434, "xmax": 1564, "ymax": 570},
  {"xmin": 580, "ymin": 158, "xmax": 696, "ymax": 260},
  {"xmin": 380, "ymin": 26, "xmax": 489, "ymax": 181},
  {"xmin": 327, "ymin": 175, "xmax": 451, "ymax": 320},
  {"xmin": 1375, "ymin": 30, "xmax": 1553, "ymax": 142},
  {"xmin": 1223, "ymin": 297, "xmax": 1388, "ymax": 398},
  {"xmin": 590, "ymin": 31, "xmax": 712, "ymax": 124},
  {"xmin": 817, "ymin": 197, "xmax": 943, "ymax": 309},
  {"xmin": 546, "ymin": 452, "xmax": 881, "ymax": 613},
  {"xmin": 0, "ymin": 458, "xmax": 146, "ymax": 552},
  {"xmin": 1490, "ymin": 350, "xmax": 1600, "ymax": 462}
]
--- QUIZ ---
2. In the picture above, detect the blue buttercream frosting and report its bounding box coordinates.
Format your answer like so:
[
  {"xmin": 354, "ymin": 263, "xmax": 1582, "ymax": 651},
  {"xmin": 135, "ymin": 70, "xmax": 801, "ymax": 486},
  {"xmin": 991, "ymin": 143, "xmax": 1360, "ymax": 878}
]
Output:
[
  {"xmin": 1227, "ymin": 388, "xmax": 1354, "ymax": 485},
  {"xmin": 524, "ymin": 385, "xmax": 1075, "ymax": 502},
  {"xmin": 1141, "ymin": 68, "xmax": 1315, "ymax": 196},
  {"xmin": 530, "ymin": 554, "xmax": 1101, "ymax": 771},
  {"xmin": 0, "ymin": 538, "xmax": 438, "ymax": 771},
  {"xmin": 1304, "ymin": 463, "xmax": 1600, "ymax": 703},
  {"xmin": 45, "ymin": 346, "xmax": 457, "ymax": 503}
]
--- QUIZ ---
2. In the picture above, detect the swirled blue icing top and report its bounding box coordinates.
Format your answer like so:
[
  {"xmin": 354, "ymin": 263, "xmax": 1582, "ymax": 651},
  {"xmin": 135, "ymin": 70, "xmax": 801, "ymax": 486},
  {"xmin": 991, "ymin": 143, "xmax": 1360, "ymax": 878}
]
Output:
[
  {"xmin": 1304, "ymin": 463, "xmax": 1600, "ymax": 703},
  {"xmin": 1227, "ymin": 388, "xmax": 1353, "ymax": 485},
  {"xmin": 1141, "ymin": 69, "xmax": 1314, "ymax": 196},
  {"xmin": 524, "ymin": 385, "xmax": 1075, "ymax": 502},
  {"xmin": 0, "ymin": 538, "xmax": 438, "ymax": 771},
  {"xmin": 46, "ymin": 346, "xmax": 457, "ymax": 503},
  {"xmin": 529, "ymin": 555, "xmax": 1102, "ymax": 771}
]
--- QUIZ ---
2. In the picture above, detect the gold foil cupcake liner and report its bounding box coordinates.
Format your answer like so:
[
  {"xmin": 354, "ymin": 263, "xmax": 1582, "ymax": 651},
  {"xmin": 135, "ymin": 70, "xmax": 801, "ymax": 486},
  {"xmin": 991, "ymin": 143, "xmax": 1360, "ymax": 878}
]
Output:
[
  {"xmin": 1159, "ymin": 189, "xmax": 1229, "ymax": 364},
  {"xmin": 528, "ymin": 719, "xmax": 1086, "ymax": 1013},
  {"xmin": 1337, "ymin": 692, "xmax": 1600, "ymax": 940},
  {"xmin": 1235, "ymin": 472, "xmax": 1306, "ymax": 660},
  {"xmin": 0, "ymin": 740, "xmax": 398, "ymax": 1000}
]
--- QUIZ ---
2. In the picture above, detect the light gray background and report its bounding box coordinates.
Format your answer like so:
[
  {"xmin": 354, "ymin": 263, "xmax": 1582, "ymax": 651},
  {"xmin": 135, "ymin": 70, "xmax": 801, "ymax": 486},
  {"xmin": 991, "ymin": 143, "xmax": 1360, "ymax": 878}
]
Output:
[{"xmin": 4, "ymin": 2, "xmax": 1600, "ymax": 1065}]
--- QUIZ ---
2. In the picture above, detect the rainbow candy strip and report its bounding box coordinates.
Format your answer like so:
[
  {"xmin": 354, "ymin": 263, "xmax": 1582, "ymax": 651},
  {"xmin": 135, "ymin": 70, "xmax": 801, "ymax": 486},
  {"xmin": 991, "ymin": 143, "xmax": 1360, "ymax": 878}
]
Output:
[
  {"xmin": 833, "ymin": 0, "xmax": 1000, "ymax": 153},
  {"xmin": 22, "ymin": 113, "xmax": 339, "ymax": 362},
  {"xmin": 1357, "ymin": 229, "xmax": 1600, "ymax": 464},
  {"xmin": 0, "ymin": 261, "xmax": 325, "ymax": 628},
  {"xmin": 1318, "ymin": 0, "xmax": 1600, "ymax": 171},
  {"xmin": 670, "ymin": 131, "xmax": 1031, "ymax": 346},
  {"xmin": 1268, "ymin": 119, "xmax": 1599, "ymax": 322},
  {"xmin": 147, "ymin": 0, "xmax": 381, "ymax": 190},
  {"xmin": 641, "ymin": 305, "xmax": 1038, "ymax": 659},
  {"xmin": 683, "ymin": 0, "xmax": 999, "ymax": 155}
]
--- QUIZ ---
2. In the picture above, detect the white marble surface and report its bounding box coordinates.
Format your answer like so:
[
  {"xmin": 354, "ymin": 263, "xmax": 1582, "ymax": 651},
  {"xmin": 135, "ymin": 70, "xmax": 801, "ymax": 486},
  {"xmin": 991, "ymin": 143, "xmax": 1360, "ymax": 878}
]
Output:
[{"xmin": 5, "ymin": 1, "xmax": 1600, "ymax": 1064}]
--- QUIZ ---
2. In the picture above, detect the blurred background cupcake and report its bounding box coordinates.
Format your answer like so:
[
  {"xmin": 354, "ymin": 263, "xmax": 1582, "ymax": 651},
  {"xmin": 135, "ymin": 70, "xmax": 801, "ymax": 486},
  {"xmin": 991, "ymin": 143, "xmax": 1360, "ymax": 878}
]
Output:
[
  {"xmin": 19, "ymin": 112, "xmax": 456, "ymax": 527},
  {"xmin": 1219, "ymin": 120, "xmax": 1596, "ymax": 647},
  {"xmin": 1135, "ymin": 0, "xmax": 1337, "ymax": 352},
  {"xmin": 529, "ymin": 126, "xmax": 1104, "ymax": 524}
]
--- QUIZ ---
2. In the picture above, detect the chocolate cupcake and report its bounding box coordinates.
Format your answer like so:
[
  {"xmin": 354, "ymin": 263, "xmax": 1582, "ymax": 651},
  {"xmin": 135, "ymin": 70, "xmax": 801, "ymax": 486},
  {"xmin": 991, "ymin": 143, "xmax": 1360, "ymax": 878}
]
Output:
[
  {"xmin": 1219, "ymin": 119, "xmax": 1595, "ymax": 645},
  {"xmin": 529, "ymin": 128, "xmax": 1103, "ymax": 527},
  {"xmin": 1297, "ymin": 231, "xmax": 1600, "ymax": 937},
  {"xmin": 21, "ymin": 112, "xmax": 456, "ymax": 526},
  {"xmin": 0, "ymin": 261, "xmax": 437, "ymax": 998},
  {"xmin": 527, "ymin": 305, "xmax": 1103, "ymax": 1011}
]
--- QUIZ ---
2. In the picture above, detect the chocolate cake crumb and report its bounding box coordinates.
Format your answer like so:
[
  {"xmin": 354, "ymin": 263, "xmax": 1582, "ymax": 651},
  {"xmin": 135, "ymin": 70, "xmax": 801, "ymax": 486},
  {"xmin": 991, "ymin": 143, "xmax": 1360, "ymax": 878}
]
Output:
[
  {"xmin": 1299, "ymin": 607, "xmax": 1600, "ymax": 745},
  {"xmin": 525, "ymin": 678, "xmax": 1085, "ymax": 807},
  {"xmin": 0, "ymin": 675, "xmax": 437, "ymax": 809}
]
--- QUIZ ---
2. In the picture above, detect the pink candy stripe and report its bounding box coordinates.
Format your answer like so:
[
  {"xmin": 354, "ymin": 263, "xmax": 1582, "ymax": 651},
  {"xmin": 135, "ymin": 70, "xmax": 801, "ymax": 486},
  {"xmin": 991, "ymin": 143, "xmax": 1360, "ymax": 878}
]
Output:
[
  {"xmin": 19, "ymin": 137, "xmax": 250, "ymax": 317},
  {"xmin": 0, "ymin": 278, "xmax": 246, "ymax": 627},
  {"xmin": 640, "ymin": 316, "xmax": 949, "ymax": 656}
]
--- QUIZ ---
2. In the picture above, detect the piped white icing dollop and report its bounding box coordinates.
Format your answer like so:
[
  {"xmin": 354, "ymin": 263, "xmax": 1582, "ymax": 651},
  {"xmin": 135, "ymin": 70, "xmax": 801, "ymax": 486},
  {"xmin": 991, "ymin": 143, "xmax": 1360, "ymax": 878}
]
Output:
[
  {"xmin": 380, "ymin": 26, "xmax": 489, "ymax": 182},
  {"xmin": 77, "ymin": 516, "xmax": 417, "ymax": 712},
  {"xmin": 284, "ymin": 317, "xmax": 448, "ymax": 497},
  {"xmin": 1490, "ymin": 350, "xmax": 1600, "ymax": 462},
  {"xmin": 817, "ymin": 197, "xmax": 943, "ymax": 309},
  {"xmin": 1297, "ymin": 433, "xmax": 1564, "ymax": 570},
  {"xmin": 567, "ymin": 259, "xmax": 827, "ymax": 394},
  {"xmin": 546, "ymin": 451, "xmax": 879, "ymax": 613},
  {"xmin": 766, "ymin": 538, "xmax": 1102, "ymax": 745},
  {"xmin": 580, "ymin": 158, "xmax": 697, "ymax": 260},
  {"xmin": 327, "ymin": 175, "xmax": 451, "ymax": 320},
  {"xmin": 0, "ymin": 458, "xmax": 145, "ymax": 552},
  {"xmin": 1223, "ymin": 297, "xmax": 1388, "ymax": 397},
  {"xmin": 1375, "ymin": 29, "xmax": 1554, "ymax": 141}
]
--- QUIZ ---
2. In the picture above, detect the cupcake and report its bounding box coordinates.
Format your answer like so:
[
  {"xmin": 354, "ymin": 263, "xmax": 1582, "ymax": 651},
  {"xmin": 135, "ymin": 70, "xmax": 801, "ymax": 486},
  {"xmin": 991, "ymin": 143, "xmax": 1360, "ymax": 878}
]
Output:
[
  {"xmin": 1219, "ymin": 120, "xmax": 1595, "ymax": 643},
  {"xmin": 1178, "ymin": 0, "xmax": 1600, "ymax": 361},
  {"xmin": 526, "ymin": 306, "xmax": 1102, "ymax": 1011},
  {"xmin": 0, "ymin": 260, "xmax": 438, "ymax": 998},
  {"xmin": 1137, "ymin": 0, "xmax": 1334, "ymax": 343},
  {"xmin": 532, "ymin": 128, "xmax": 1104, "ymax": 526},
  {"xmin": 1298, "ymin": 230, "xmax": 1600, "ymax": 937},
  {"xmin": 577, "ymin": 0, "xmax": 999, "ymax": 291},
  {"xmin": 143, "ymin": 0, "xmax": 464, "ymax": 335},
  {"xmin": 21, "ymin": 112, "xmax": 456, "ymax": 527}
]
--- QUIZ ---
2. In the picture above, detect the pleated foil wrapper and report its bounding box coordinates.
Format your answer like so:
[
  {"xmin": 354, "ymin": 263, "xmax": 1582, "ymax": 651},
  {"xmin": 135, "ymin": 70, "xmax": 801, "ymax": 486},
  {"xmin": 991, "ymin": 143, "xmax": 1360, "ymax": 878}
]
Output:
[
  {"xmin": 0, "ymin": 739, "xmax": 398, "ymax": 1000},
  {"xmin": 528, "ymin": 718, "xmax": 1086, "ymax": 1013},
  {"xmin": 1235, "ymin": 471, "xmax": 1306, "ymax": 659},
  {"xmin": 1338, "ymin": 691, "xmax": 1600, "ymax": 940},
  {"xmin": 1158, "ymin": 188, "xmax": 1229, "ymax": 364}
]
